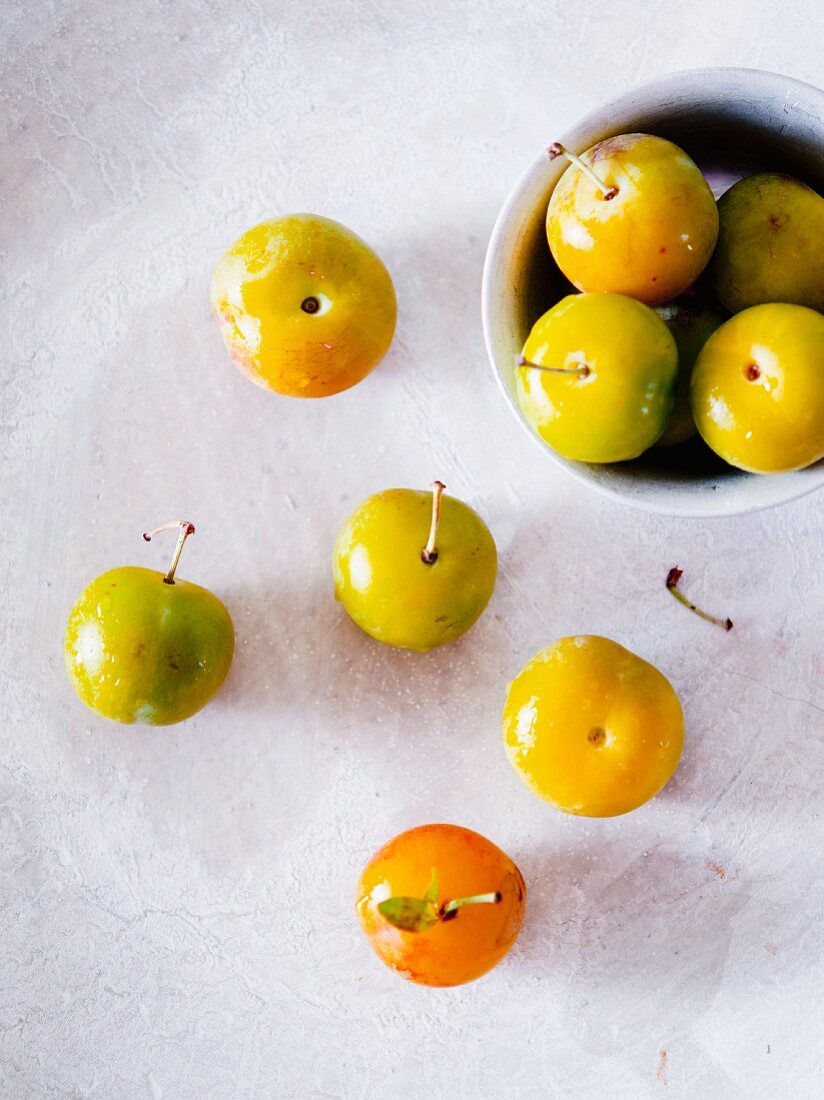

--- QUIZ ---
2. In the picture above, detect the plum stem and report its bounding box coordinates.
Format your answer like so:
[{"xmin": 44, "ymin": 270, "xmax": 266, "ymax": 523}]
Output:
[
  {"xmin": 377, "ymin": 869, "xmax": 502, "ymax": 932},
  {"xmin": 516, "ymin": 354, "xmax": 590, "ymax": 378},
  {"xmin": 440, "ymin": 891, "xmax": 502, "ymax": 921},
  {"xmin": 143, "ymin": 520, "xmax": 196, "ymax": 584},
  {"xmin": 547, "ymin": 141, "xmax": 618, "ymax": 200},
  {"xmin": 421, "ymin": 480, "xmax": 446, "ymax": 565},
  {"xmin": 666, "ymin": 567, "xmax": 732, "ymax": 631}
]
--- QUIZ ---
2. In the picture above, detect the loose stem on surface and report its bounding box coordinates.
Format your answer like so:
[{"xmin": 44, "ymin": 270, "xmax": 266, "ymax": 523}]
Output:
[
  {"xmin": 515, "ymin": 354, "xmax": 590, "ymax": 378},
  {"xmin": 547, "ymin": 141, "xmax": 618, "ymax": 200},
  {"xmin": 421, "ymin": 480, "xmax": 446, "ymax": 565},
  {"xmin": 666, "ymin": 567, "xmax": 733, "ymax": 632},
  {"xmin": 143, "ymin": 520, "xmax": 196, "ymax": 584}
]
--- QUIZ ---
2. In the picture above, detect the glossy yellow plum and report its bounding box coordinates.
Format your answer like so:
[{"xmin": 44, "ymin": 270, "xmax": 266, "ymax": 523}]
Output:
[
  {"xmin": 516, "ymin": 293, "xmax": 678, "ymax": 463},
  {"xmin": 65, "ymin": 522, "xmax": 234, "ymax": 725},
  {"xmin": 654, "ymin": 299, "xmax": 726, "ymax": 446},
  {"xmin": 333, "ymin": 482, "xmax": 496, "ymax": 652},
  {"xmin": 691, "ymin": 303, "xmax": 824, "ymax": 473},
  {"xmin": 356, "ymin": 824, "xmax": 526, "ymax": 987},
  {"xmin": 712, "ymin": 173, "xmax": 824, "ymax": 313},
  {"xmin": 210, "ymin": 213, "xmax": 396, "ymax": 397},
  {"xmin": 546, "ymin": 134, "xmax": 718, "ymax": 305},
  {"xmin": 502, "ymin": 635, "xmax": 684, "ymax": 817}
]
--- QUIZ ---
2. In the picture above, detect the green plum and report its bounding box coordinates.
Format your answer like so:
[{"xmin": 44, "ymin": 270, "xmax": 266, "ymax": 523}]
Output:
[
  {"xmin": 333, "ymin": 481, "xmax": 497, "ymax": 652},
  {"xmin": 654, "ymin": 299, "xmax": 726, "ymax": 446},
  {"xmin": 65, "ymin": 521, "xmax": 234, "ymax": 725},
  {"xmin": 712, "ymin": 173, "xmax": 824, "ymax": 313},
  {"xmin": 516, "ymin": 293, "xmax": 678, "ymax": 463}
]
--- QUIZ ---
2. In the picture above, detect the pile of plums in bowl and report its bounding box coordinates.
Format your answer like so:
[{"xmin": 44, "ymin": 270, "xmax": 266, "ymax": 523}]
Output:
[{"xmin": 482, "ymin": 69, "xmax": 824, "ymax": 516}]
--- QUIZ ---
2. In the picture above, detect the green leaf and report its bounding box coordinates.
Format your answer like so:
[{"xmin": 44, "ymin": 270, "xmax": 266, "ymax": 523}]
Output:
[
  {"xmin": 421, "ymin": 868, "xmax": 439, "ymax": 906},
  {"xmin": 378, "ymin": 896, "xmax": 439, "ymax": 933}
]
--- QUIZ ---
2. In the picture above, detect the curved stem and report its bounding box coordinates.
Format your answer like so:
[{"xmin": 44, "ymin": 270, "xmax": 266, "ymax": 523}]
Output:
[
  {"xmin": 516, "ymin": 354, "xmax": 590, "ymax": 378},
  {"xmin": 666, "ymin": 567, "xmax": 732, "ymax": 632},
  {"xmin": 421, "ymin": 480, "xmax": 446, "ymax": 565},
  {"xmin": 143, "ymin": 520, "xmax": 196, "ymax": 584},
  {"xmin": 378, "ymin": 870, "xmax": 503, "ymax": 933},
  {"xmin": 547, "ymin": 141, "xmax": 618, "ymax": 200},
  {"xmin": 441, "ymin": 891, "xmax": 502, "ymax": 921}
]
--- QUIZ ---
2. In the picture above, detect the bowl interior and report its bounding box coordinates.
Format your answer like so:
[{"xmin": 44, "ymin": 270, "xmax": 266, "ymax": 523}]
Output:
[{"xmin": 484, "ymin": 70, "xmax": 824, "ymax": 516}]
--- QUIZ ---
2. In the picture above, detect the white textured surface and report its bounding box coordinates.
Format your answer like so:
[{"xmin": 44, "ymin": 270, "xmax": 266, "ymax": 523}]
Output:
[{"xmin": 1, "ymin": 2, "xmax": 823, "ymax": 1097}]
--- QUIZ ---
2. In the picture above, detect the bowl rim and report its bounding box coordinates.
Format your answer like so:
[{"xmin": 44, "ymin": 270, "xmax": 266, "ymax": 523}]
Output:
[{"xmin": 481, "ymin": 66, "xmax": 824, "ymax": 518}]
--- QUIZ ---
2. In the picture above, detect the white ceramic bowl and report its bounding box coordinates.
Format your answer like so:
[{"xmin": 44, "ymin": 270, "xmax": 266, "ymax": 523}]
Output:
[{"xmin": 482, "ymin": 68, "xmax": 824, "ymax": 517}]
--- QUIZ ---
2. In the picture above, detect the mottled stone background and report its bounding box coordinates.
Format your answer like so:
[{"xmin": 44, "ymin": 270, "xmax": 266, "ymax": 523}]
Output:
[{"xmin": 1, "ymin": 1, "xmax": 822, "ymax": 1096}]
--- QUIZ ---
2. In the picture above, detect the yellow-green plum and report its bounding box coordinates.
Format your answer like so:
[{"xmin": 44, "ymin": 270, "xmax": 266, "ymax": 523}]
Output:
[
  {"xmin": 333, "ymin": 482, "xmax": 497, "ymax": 652},
  {"xmin": 691, "ymin": 303, "xmax": 824, "ymax": 473},
  {"xmin": 65, "ymin": 522, "xmax": 234, "ymax": 725},
  {"xmin": 502, "ymin": 636, "xmax": 684, "ymax": 817},
  {"xmin": 516, "ymin": 293, "xmax": 678, "ymax": 463},
  {"xmin": 211, "ymin": 213, "xmax": 396, "ymax": 398},
  {"xmin": 546, "ymin": 134, "xmax": 718, "ymax": 305},
  {"xmin": 712, "ymin": 173, "xmax": 824, "ymax": 313},
  {"xmin": 654, "ymin": 299, "xmax": 726, "ymax": 446}
]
